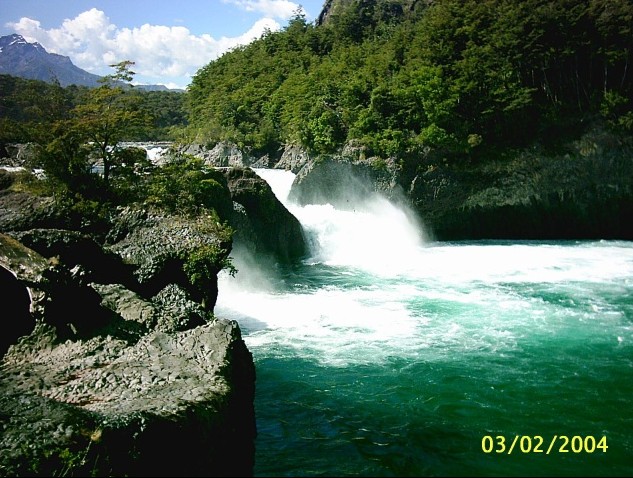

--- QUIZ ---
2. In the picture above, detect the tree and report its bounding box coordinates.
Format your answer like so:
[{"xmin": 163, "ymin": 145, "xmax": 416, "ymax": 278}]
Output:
[{"xmin": 71, "ymin": 61, "xmax": 149, "ymax": 185}]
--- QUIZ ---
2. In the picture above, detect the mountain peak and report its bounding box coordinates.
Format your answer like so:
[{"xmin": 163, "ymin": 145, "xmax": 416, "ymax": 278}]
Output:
[
  {"xmin": 0, "ymin": 34, "xmax": 182, "ymax": 91},
  {"xmin": 0, "ymin": 33, "xmax": 103, "ymax": 87}
]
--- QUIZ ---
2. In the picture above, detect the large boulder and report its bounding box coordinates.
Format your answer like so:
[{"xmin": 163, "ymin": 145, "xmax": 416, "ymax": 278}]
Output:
[
  {"xmin": 106, "ymin": 207, "xmax": 232, "ymax": 310},
  {"xmin": 0, "ymin": 317, "xmax": 256, "ymax": 477},
  {"xmin": 288, "ymin": 154, "xmax": 401, "ymax": 210},
  {"xmin": 1, "ymin": 228, "xmax": 256, "ymax": 476},
  {"xmin": 223, "ymin": 167, "xmax": 307, "ymax": 263},
  {"xmin": 0, "ymin": 190, "xmax": 68, "ymax": 232}
]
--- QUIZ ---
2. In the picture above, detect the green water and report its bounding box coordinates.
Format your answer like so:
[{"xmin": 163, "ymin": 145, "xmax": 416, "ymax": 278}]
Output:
[
  {"xmin": 217, "ymin": 168, "xmax": 632, "ymax": 476},
  {"xmin": 217, "ymin": 241, "xmax": 633, "ymax": 477}
]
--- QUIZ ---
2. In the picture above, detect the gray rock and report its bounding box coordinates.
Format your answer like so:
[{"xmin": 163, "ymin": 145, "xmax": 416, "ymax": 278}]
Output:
[
  {"xmin": 0, "ymin": 190, "xmax": 67, "ymax": 232},
  {"xmin": 0, "ymin": 142, "xmax": 39, "ymax": 167},
  {"xmin": 179, "ymin": 141, "xmax": 257, "ymax": 168},
  {"xmin": 224, "ymin": 167, "xmax": 307, "ymax": 263},
  {"xmin": 289, "ymin": 155, "xmax": 401, "ymax": 210},
  {"xmin": 10, "ymin": 228, "xmax": 134, "ymax": 287},
  {"xmin": 274, "ymin": 144, "xmax": 311, "ymax": 173},
  {"xmin": 0, "ymin": 233, "xmax": 44, "ymax": 357},
  {"xmin": 152, "ymin": 283, "xmax": 208, "ymax": 333},
  {"xmin": 1, "ymin": 228, "xmax": 256, "ymax": 476},
  {"xmin": 106, "ymin": 207, "xmax": 232, "ymax": 310},
  {"xmin": 91, "ymin": 283, "xmax": 158, "ymax": 331},
  {"xmin": 0, "ymin": 318, "xmax": 255, "ymax": 477}
]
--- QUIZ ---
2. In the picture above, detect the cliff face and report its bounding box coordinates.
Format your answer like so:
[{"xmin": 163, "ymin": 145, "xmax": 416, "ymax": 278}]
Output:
[
  {"xmin": 224, "ymin": 167, "xmax": 307, "ymax": 263},
  {"xmin": 286, "ymin": 125, "xmax": 633, "ymax": 241},
  {"xmin": 407, "ymin": 128, "xmax": 633, "ymax": 240}
]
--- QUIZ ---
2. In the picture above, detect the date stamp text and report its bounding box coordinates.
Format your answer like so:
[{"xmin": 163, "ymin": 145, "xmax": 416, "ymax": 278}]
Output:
[{"xmin": 481, "ymin": 435, "xmax": 608, "ymax": 454}]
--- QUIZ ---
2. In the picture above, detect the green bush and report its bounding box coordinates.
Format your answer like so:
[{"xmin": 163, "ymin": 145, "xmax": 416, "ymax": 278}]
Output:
[{"xmin": 144, "ymin": 156, "xmax": 233, "ymax": 219}]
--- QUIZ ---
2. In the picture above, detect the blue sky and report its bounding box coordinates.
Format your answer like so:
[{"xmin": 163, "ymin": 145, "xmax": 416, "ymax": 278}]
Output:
[{"xmin": 0, "ymin": 0, "xmax": 326, "ymax": 89}]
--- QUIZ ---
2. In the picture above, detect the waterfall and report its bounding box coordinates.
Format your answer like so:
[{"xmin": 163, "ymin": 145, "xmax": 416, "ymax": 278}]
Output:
[{"xmin": 253, "ymin": 168, "xmax": 425, "ymax": 275}]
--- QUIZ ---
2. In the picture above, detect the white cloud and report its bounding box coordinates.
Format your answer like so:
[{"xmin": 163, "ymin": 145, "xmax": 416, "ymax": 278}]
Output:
[
  {"xmin": 7, "ymin": 8, "xmax": 282, "ymax": 88},
  {"xmin": 222, "ymin": 0, "xmax": 303, "ymax": 19}
]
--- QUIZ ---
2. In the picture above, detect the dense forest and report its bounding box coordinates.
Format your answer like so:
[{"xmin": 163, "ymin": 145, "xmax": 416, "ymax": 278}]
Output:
[
  {"xmin": 187, "ymin": 0, "xmax": 632, "ymax": 162},
  {"xmin": 0, "ymin": 74, "xmax": 186, "ymax": 145}
]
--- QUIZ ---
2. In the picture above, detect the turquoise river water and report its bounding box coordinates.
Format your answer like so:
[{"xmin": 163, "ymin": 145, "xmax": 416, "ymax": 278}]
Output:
[{"xmin": 215, "ymin": 169, "xmax": 633, "ymax": 477}]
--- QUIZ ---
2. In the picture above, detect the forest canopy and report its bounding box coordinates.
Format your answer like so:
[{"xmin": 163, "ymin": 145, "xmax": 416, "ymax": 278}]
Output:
[
  {"xmin": 186, "ymin": 0, "xmax": 633, "ymax": 159},
  {"xmin": 0, "ymin": 74, "xmax": 186, "ymax": 146}
]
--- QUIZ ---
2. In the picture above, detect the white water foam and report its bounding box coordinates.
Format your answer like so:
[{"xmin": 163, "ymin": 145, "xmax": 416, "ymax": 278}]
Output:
[
  {"xmin": 215, "ymin": 169, "xmax": 633, "ymax": 366},
  {"xmin": 253, "ymin": 168, "xmax": 425, "ymax": 275}
]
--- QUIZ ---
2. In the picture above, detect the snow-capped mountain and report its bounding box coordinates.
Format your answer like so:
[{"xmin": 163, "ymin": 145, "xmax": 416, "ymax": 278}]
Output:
[
  {"xmin": 0, "ymin": 34, "xmax": 103, "ymax": 87},
  {"xmin": 0, "ymin": 34, "xmax": 179, "ymax": 91}
]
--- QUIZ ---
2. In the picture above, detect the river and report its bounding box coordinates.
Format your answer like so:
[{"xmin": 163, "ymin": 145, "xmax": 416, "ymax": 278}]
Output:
[{"xmin": 215, "ymin": 168, "xmax": 633, "ymax": 477}]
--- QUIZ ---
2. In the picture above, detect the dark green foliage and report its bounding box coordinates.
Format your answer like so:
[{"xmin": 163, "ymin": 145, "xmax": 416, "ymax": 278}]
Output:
[
  {"xmin": 38, "ymin": 119, "xmax": 95, "ymax": 195},
  {"xmin": 183, "ymin": 243, "xmax": 237, "ymax": 292},
  {"xmin": 144, "ymin": 155, "xmax": 234, "ymax": 219},
  {"xmin": 130, "ymin": 90, "xmax": 187, "ymax": 140},
  {"xmin": 186, "ymin": 0, "xmax": 633, "ymax": 165},
  {"xmin": 0, "ymin": 74, "xmax": 186, "ymax": 145},
  {"xmin": 0, "ymin": 75, "xmax": 77, "ymax": 144},
  {"xmin": 1, "ymin": 66, "xmax": 227, "ymax": 242}
]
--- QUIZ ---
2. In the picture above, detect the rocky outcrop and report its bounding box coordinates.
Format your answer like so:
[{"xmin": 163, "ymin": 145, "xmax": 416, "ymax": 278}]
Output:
[
  {"xmin": 316, "ymin": 0, "xmax": 427, "ymax": 26},
  {"xmin": 179, "ymin": 141, "xmax": 258, "ymax": 168},
  {"xmin": 287, "ymin": 125, "xmax": 633, "ymax": 240},
  {"xmin": 408, "ymin": 130, "xmax": 633, "ymax": 240},
  {"xmin": 178, "ymin": 141, "xmax": 287, "ymax": 170},
  {"xmin": 0, "ymin": 190, "xmax": 68, "ymax": 231},
  {"xmin": 274, "ymin": 144, "xmax": 311, "ymax": 173},
  {"xmin": 0, "ymin": 142, "xmax": 39, "ymax": 167},
  {"xmin": 0, "ymin": 223, "xmax": 256, "ymax": 476},
  {"xmin": 289, "ymin": 154, "xmax": 401, "ymax": 211},
  {"xmin": 0, "ymin": 233, "xmax": 45, "ymax": 356},
  {"xmin": 0, "ymin": 318, "xmax": 255, "ymax": 477},
  {"xmin": 10, "ymin": 228, "xmax": 134, "ymax": 287},
  {"xmin": 105, "ymin": 207, "xmax": 232, "ymax": 310},
  {"xmin": 0, "ymin": 179, "xmax": 261, "ymax": 476},
  {"xmin": 224, "ymin": 167, "xmax": 307, "ymax": 263}
]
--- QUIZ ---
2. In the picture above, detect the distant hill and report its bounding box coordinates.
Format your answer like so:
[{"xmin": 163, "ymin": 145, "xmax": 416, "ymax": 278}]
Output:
[{"xmin": 0, "ymin": 34, "xmax": 183, "ymax": 92}]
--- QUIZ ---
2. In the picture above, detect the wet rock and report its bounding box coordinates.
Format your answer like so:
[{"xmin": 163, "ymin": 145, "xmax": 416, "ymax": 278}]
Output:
[
  {"xmin": 224, "ymin": 167, "xmax": 307, "ymax": 263},
  {"xmin": 289, "ymin": 155, "xmax": 400, "ymax": 210}
]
